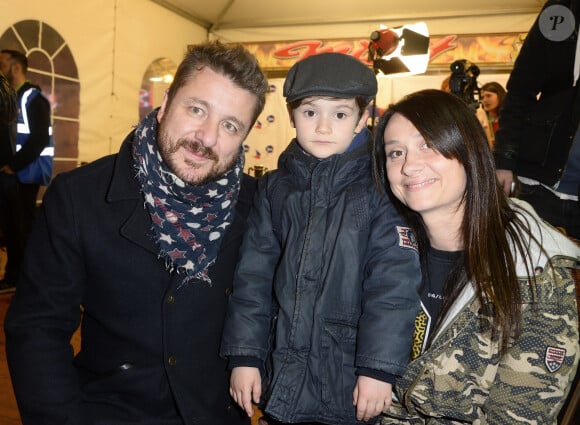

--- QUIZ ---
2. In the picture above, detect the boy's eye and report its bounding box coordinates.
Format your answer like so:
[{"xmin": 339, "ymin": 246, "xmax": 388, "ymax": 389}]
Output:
[
  {"xmin": 304, "ymin": 110, "xmax": 316, "ymax": 117},
  {"xmin": 336, "ymin": 112, "xmax": 347, "ymax": 119}
]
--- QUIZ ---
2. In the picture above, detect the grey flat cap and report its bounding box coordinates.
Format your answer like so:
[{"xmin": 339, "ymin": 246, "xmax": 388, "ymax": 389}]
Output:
[{"xmin": 283, "ymin": 52, "xmax": 377, "ymax": 103}]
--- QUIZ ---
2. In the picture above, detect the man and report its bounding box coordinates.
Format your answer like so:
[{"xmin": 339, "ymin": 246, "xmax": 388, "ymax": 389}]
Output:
[
  {"xmin": 494, "ymin": 0, "xmax": 580, "ymax": 239},
  {"xmin": 0, "ymin": 49, "xmax": 53, "ymax": 292},
  {"xmin": 5, "ymin": 41, "xmax": 268, "ymax": 425}
]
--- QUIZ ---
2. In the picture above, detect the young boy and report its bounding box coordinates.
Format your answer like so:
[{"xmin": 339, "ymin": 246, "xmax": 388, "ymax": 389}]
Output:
[{"xmin": 220, "ymin": 52, "xmax": 421, "ymax": 425}]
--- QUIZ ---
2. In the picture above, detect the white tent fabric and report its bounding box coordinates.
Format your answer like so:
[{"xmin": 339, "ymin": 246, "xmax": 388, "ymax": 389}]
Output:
[
  {"xmin": 153, "ymin": 0, "xmax": 544, "ymax": 41},
  {"xmin": 0, "ymin": 0, "xmax": 542, "ymax": 167}
]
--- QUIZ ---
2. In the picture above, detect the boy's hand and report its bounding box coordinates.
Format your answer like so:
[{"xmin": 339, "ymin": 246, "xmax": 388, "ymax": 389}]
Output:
[
  {"xmin": 353, "ymin": 375, "xmax": 392, "ymax": 421},
  {"xmin": 230, "ymin": 366, "xmax": 262, "ymax": 417}
]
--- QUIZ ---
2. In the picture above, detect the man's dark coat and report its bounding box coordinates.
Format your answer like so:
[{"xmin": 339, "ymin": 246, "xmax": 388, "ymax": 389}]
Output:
[{"xmin": 5, "ymin": 133, "xmax": 254, "ymax": 425}]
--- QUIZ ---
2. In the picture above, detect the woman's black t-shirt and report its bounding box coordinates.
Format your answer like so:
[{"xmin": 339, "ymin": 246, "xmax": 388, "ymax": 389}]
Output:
[{"xmin": 410, "ymin": 245, "xmax": 463, "ymax": 360}]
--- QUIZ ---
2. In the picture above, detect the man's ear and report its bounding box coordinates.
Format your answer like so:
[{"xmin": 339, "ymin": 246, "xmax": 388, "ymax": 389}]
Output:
[{"xmin": 157, "ymin": 90, "xmax": 169, "ymax": 122}]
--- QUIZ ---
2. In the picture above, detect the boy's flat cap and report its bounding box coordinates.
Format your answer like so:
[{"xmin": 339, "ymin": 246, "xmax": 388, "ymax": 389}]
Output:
[{"xmin": 283, "ymin": 52, "xmax": 377, "ymax": 103}]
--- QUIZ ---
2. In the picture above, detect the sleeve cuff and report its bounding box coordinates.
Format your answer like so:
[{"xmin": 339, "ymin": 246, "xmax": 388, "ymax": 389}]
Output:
[
  {"xmin": 356, "ymin": 367, "xmax": 397, "ymax": 384},
  {"xmin": 227, "ymin": 356, "xmax": 263, "ymax": 371}
]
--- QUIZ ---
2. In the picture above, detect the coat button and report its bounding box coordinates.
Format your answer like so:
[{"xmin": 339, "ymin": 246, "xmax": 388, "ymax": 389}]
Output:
[
  {"xmin": 168, "ymin": 356, "xmax": 176, "ymax": 366},
  {"xmin": 167, "ymin": 295, "xmax": 175, "ymax": 304},
  {"xmin": 225, "ymin": 287, "xmax": 232, "ymax": 296}
]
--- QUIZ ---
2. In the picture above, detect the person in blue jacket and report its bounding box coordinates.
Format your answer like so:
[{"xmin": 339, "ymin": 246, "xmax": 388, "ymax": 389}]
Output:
[{"xmin": 221, "ymin": 52, "xmax": 422, "ymax": 425}]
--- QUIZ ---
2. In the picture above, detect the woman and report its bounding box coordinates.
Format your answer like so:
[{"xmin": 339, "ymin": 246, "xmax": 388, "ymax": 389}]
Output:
[
  {"xmin": 372, "ymin": 89, "xmax": 579, "ymax": 424},
  {"xmin": 478, "ymin": 81, "xmax": 506, "ymax": 147}
]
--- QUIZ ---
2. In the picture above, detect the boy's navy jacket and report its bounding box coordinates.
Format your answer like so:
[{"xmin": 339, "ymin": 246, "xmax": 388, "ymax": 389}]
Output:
[{"xmin": 221, "ymin": 132, "xmax": 422, "ymax": 425}]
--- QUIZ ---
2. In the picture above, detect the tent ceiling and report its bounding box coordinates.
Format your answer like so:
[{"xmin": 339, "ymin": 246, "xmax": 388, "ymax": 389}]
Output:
[{"xmin": 150, "ymin": 0, "xmax": 545, "ymax": 32}]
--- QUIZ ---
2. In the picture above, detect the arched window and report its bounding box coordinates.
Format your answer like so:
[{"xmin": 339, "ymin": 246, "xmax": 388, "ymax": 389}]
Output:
[
  {"xmin": 1, "ymin": 20, "xmax": 80, "ymax": 182},
  {"xmin": 140, "ymin": 57, "xmax": 176, "ymax": 120}
]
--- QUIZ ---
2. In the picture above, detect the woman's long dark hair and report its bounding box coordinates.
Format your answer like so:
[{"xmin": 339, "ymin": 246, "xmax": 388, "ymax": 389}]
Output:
[{"xmin": 372, "ymin": 89, "xmax": 536, "ymax": 354}]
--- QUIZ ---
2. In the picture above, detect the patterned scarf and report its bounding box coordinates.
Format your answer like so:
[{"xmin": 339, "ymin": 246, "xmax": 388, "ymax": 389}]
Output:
[{"xmin": 132, "ymin": 109, "xmax": 243, "ymax": 284}]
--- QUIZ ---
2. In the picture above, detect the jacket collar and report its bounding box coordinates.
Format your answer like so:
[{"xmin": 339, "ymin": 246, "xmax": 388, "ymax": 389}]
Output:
[
  {"xmin": 107, "ymin": 130, "xmax": 142, "ymax": 202},
  {"xmin": 104, "ymin": 131, "xmax": 157, "ymax": 254},
  {"xmin": 279, "ymin": 134, "xmax": 372, "ymax": 185}
]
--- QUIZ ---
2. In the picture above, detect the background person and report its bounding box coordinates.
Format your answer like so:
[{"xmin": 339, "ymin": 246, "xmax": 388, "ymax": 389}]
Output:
[
  {"xmin": 373, "ymin": 89, "xmax": 579, "ymax": 424},
  {"xmin": 494, "ymin": 0, "xmax": 580, "ymax": 239},
  {"xmin": 4, "ymin": 41, "xmax": 268, "ymax": 425},
  {"xmin": 0, "ymin": 72, "xmax": 17, "ymax": 167},
  {"xmin": 0, "ymin": 73, "xmax": 17, "ymax": 289},
  {"xmin": 479, "ymin": 81, "xmax": 506, "ymax": 148},
  {"xmin": 221, "ymin": 52, "xmax": 421, "ymax": 425},
  {"xmin": 0, "ymin": 49, "xmax": 53, "ymax": 291}
]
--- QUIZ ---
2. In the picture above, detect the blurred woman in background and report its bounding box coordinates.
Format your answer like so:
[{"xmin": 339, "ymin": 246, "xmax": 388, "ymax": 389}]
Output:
[{"xmin": 479, "ymin": 81, "xmax": 506, "ymax": 148}]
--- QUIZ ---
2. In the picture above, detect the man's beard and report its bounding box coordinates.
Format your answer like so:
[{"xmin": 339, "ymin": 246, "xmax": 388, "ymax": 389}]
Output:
[{"xmin": 157, "ymin": 128, "xmax": 237, "ymax": 186}]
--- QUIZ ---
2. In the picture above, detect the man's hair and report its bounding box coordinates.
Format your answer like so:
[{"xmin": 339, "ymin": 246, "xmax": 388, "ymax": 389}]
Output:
[
  {"xmin": 1, "ymin": 49, "xmax": 28, "ymax": 74},
  {"xmin": 165, "ymin": 41, "xmax": 268, "ymax": 127}
]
